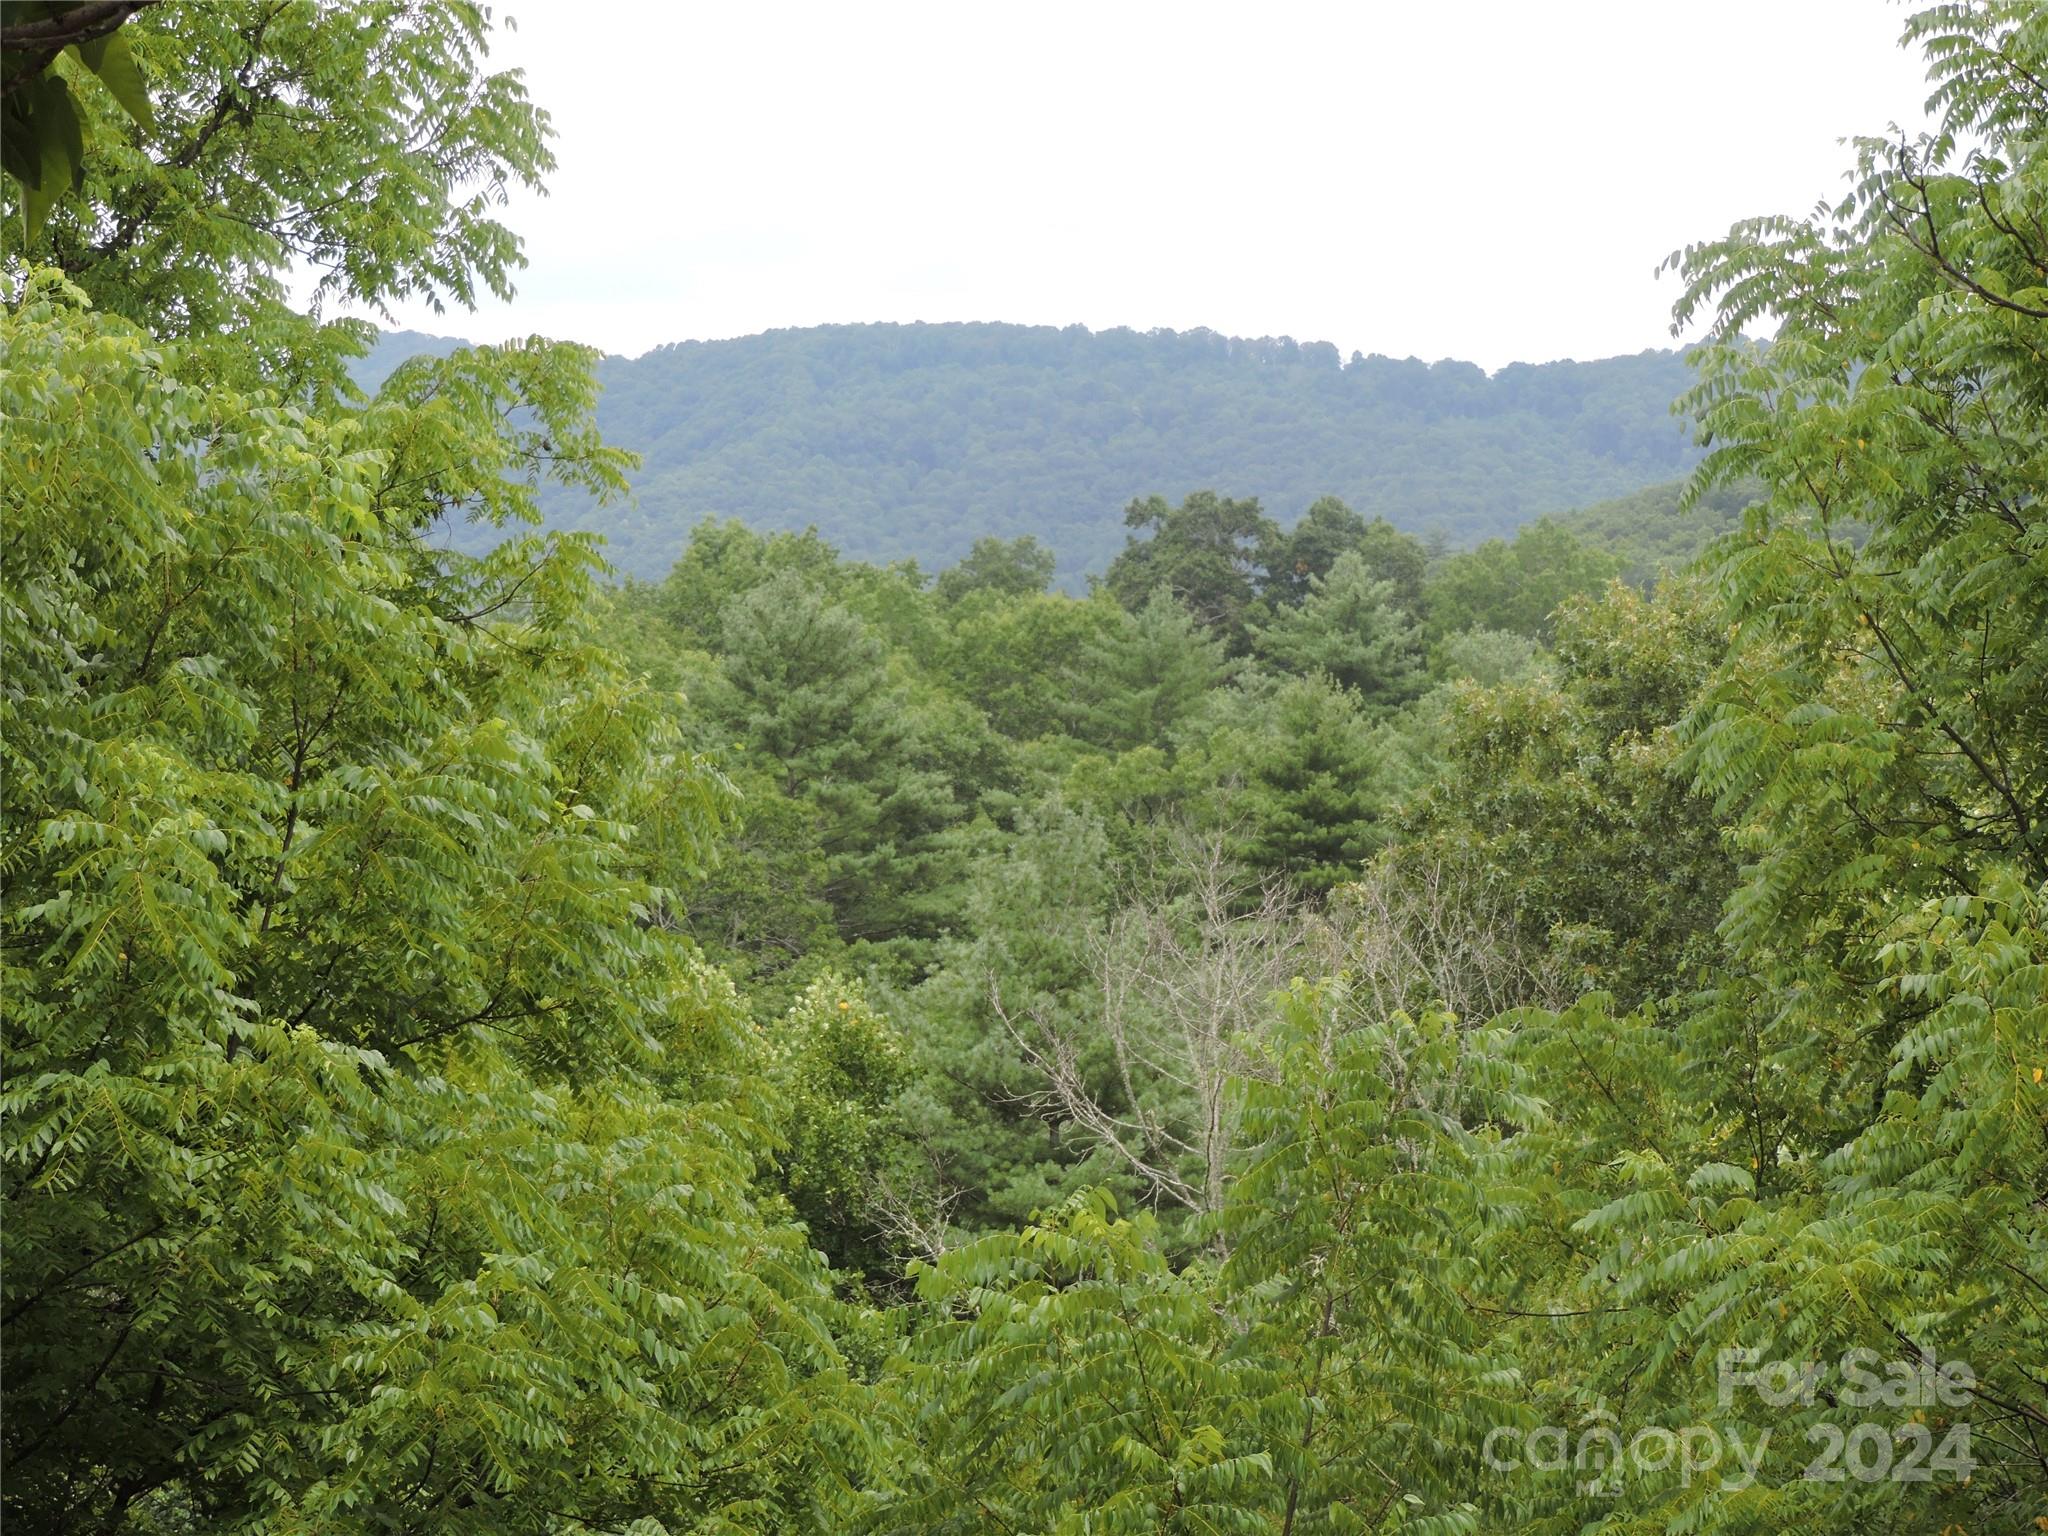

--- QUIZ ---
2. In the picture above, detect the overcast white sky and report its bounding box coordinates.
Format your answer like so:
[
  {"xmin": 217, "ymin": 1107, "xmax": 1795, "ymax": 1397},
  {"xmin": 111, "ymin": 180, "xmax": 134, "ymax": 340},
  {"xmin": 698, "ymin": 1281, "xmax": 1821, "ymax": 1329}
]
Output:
[{"xmin": 351, "ymin": 1, "xmax": 1935, "ymax": 370}]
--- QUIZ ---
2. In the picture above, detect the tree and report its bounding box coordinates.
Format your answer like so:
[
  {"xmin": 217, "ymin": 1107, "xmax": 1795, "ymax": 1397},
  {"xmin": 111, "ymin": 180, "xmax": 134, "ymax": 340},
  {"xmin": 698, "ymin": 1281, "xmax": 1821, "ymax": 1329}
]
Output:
[
  {"xmin": 933, "ymin": 532, "xmax": 1057, "ymax": 604},
  {"xmin": 1251, "ymin": 549, "xmax": 1427, "ymax": 710},
  {"xmin": 657, "ymin": 516, "xmax": 844, "ymax": 646},
  {"xmin": 1649, "ymin": 5, "xmax": 2047, "ymax": 1511},
  {"xmin": 712, "ymin": 571, "xmax": 971, "ymax": 949},
  {"xmin": 1326, "ymin": 848, "xmax": 1570, "ymax": 1023},
  {"xmin": 994, "ymin": 829, "xmax": 1325, "ymax": 1220},
  {"xmin": 1103, "ymin": 490, "xmax": 1278, "ymax": 650},
  {"xmin": 764, "ymin": 975, "xmax": 916, "ymax": 1275},
  {"xmin": 936, "ymin": 589, "xmax": 1124, "ymax": 742},
  {"xmin": 0, "ymin": 274, "xmax": 869, "ymax": 1535},
  {"xmin": 1423, "ymin": 516, "xmax": 1626, "ymax": 643},
  {"xmin": 868, "ymin": 1189, "xmax": 1255, "ymax": 1535},
  {"xmin": 1553, "ymin": 475, "xmax": 1762, "ymax": 585},
  {"xmin": 1400, "ymin": 579, "xmax": 1735, "ymax": 1009},
  {"xmin": 1224, "ymin": 673, "xmax": 1399, "ymax": 893},
  {"xmin": 1, "ymin": 1, "xmax": 156, "ymax": 243},
  {"xmin": 900, "ymin": 799, "xmax": 1132, "ymax": 1238},
  {"xmin": 1430, "ymin": 624, "xmax": 1543, "ymax": 686},
  {"xmin": 1485, "ymin": 10, "xmax": 2048, "ymax": 1529},
  {"xmin": 1, "ymin": 7, "xmax": 869, "ymax": 1530},
  {"xmin": 3, "ymin": 0, "xmax": 553, "ymax": 379},
  {"xmin": 1068, "ymin": 587, "xmax": 1234, "ymax": 752},
  {"xmin": 1261, "ymin": 495, "xmax": 1428, "ymax": 615},
  {"xmin": 869, "ymin": 988, "xmax": 1524, "ymax": 1536}
]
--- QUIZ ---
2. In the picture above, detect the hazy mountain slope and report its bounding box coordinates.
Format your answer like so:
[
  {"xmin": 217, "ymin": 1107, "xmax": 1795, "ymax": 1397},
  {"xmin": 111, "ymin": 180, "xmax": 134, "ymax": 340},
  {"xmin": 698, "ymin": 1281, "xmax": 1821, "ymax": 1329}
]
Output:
[
  {"xmin": 360, "ymin": 322, "xmax": 1706, "ymax": 580},
  {"xmin": 352, "ymin": 326, "xmax": 470, "ymax": 390},
  {"xmin": 1554, "ymin": 477, "xmax": 1763, "ymax": 584}
]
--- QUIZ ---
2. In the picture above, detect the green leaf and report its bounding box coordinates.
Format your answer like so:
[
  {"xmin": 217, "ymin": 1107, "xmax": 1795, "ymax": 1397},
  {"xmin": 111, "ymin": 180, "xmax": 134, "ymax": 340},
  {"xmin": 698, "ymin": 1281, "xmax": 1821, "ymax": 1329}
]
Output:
[
  {"xmin": 19, "ymin": 75, "xmax": 82, "ymax": 242},
  {"xmin": 0, "ymin": 101, "xmax": 40, "ymax": 190},
  {"xmin": 39, "ymin": 74, "xmax": 84, "ymax": 191},
  {"xmin": 75, "ymin": 30, "xmax": 153, "ymax": 128}
]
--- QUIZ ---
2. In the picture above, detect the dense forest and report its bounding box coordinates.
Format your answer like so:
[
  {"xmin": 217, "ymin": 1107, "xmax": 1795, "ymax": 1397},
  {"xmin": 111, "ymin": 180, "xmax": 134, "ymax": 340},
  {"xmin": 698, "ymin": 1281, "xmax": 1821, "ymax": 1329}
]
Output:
[
  {"xmin": 355, "ymin": 322, "xmax": 1706, "ymax": 581},
  {"xmin": 2, "ymin": 3, "xmax": 2043, "ymax": 1535}
]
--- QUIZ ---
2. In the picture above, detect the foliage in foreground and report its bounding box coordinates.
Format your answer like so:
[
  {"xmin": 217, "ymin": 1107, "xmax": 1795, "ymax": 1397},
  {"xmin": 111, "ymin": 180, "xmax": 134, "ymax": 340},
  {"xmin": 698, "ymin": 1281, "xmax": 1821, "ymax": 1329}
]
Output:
[{"xmin": 3, "ymin": 3, "xmax": 2045, "ymax": 1534}]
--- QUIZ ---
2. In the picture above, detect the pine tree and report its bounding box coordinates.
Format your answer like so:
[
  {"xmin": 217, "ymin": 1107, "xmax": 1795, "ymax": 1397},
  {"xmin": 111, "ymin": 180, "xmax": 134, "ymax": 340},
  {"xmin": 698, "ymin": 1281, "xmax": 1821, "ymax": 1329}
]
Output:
[
  {"xmin": 1252, "ymin": 550, "xmax": 1427, "ymax": 710},
  {"xmin": 1069, "ymin": 587, "xmax": 1235, "ymax": 752},
  {"xmin": 1228, "ymin": 674, "xmax": 1395, "ymax": 893}
]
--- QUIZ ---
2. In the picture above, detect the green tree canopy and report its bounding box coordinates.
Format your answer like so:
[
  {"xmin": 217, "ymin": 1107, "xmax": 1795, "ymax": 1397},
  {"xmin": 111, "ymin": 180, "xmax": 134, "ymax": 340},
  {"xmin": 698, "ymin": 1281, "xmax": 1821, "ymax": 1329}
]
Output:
[
  {"xmin": 1205, "ymin": 673, "xmax": 1398, "ymax": 893},
  {"xmin": 1261, "ymin": 494, "xmax": 1429, "ymax": 615},
  {"xmin": 1251, "ymin": 550, "xmax": 1427, "ymax": 710},
  {"xmin": 1069, "ymin": 587, "xmax": 1236, "ymax": 752},
  {"xmin": 1103, "ymin": 490, "xmax": 1278, "ymax": 650},
  {"xmin": 1423, "ymin": 515, "xmax": 1627, "ymax": 643},
  {"xmin": 932, "ymin": 532, "xmax": 1058, "ymax": 603},
  {"xmin": 7, "ymin": 5, "xmax": 2045, "ymax": 1534},
  {"xmin": 3, "ymin": 0, "xmax": 551, "ymax": 379},
  {"xmin": 1, "ymin": 6, "xmax": 869, "ymax": 1529}
]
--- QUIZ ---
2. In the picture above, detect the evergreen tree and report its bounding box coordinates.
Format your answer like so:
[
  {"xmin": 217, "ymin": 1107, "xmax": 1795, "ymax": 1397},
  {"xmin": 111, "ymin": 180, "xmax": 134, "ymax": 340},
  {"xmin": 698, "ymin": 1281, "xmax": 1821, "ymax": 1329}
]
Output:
[
  {"xmin": 901, "ymin": 800, "xmax": 1132, "ymax": 1235},
  {"xmin": 1069, "ymin": 588, "xmax": 1235, "ymax": 752},
  {"xmin": 1224, "ymin": 674, "xmax": 1394, "ymax": 892},
  {"xmin": 1252, "ymin": 550, "xmax": 1427, "ymax": 710},
  {"xmin": 713, "ymin": 571, "xmax": 969, "ymax": 948}
]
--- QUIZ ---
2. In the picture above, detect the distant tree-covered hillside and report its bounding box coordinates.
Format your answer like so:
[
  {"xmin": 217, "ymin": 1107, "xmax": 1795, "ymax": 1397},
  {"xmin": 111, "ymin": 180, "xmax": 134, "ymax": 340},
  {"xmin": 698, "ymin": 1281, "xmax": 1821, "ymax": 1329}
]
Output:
[
  {"xmin": 1554, "ymin": 476, "xmax": 1762, "ymax": 582},
  {"xmin": 351, "ymin": 326, "xmax": 469, "ymax": 384},
  {"xmin": 365, "ymin": 323, "xmax": 1704, "ymax": 580}
]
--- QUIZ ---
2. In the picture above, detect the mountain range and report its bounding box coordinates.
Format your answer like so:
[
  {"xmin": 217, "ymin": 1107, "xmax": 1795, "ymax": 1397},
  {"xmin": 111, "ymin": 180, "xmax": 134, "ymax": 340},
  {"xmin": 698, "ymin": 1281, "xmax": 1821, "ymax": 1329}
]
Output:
[{"xmin": 356, "ymin": 321, "xmax": 1708, "ymax": 582}]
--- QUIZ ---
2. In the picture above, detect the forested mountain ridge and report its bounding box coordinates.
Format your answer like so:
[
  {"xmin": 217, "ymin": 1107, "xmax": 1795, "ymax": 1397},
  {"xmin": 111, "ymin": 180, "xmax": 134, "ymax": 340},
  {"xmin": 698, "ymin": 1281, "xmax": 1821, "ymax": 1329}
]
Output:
[{"xmin": 361, "ymin": 321, "xmax": 1705, "ymax": 580}]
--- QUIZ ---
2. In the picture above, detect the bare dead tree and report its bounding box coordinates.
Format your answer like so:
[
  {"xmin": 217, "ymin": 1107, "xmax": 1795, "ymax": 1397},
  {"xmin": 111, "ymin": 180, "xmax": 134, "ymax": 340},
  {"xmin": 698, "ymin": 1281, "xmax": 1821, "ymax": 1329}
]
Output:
[
  {"xmin": 993, "ymin": 824, "xmax": 1325, "ymax": 1218},
  {"xmin": 1328, "ymin": 849, "xmax": 1572, "ymax": 1026},
  {"xmin": 985, "ymin": 825, "xmax": 1575, "ymax": 1233},
  {"xmin": 868, "ymin": 1165, "xmax": 962, "ymax": 1266}
]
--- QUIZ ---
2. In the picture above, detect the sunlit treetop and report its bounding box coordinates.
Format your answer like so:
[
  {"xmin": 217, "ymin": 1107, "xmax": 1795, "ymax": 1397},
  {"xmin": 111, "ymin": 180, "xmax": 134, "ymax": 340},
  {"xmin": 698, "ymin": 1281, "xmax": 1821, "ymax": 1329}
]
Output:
[{"xmin": 3, "ymin": 0, "xmax": 551, "ymax": 380}]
